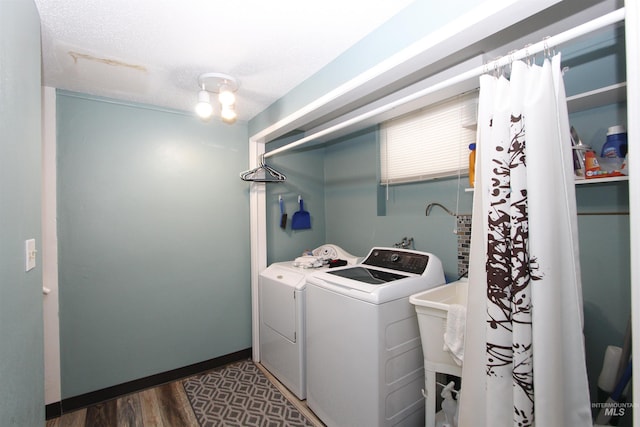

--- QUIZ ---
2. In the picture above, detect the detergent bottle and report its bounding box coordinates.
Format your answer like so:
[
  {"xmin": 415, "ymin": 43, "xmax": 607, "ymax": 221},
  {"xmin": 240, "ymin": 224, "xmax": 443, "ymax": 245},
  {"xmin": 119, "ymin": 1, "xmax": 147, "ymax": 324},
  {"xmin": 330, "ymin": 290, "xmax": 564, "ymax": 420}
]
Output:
[
  {"xmin": 584, "ymin": 150, "xmax": 602, "ymax": 179},
  {"xmin": 468, "ymin": 143, "xmax": 476, "ymax": 188},
  {"xmin": 601, "ymin": 125, "xmax": 628, "ymax": 159},
  {"xmin": 440, "ymin": 381, "xmax": 459, "ymax": 427}
]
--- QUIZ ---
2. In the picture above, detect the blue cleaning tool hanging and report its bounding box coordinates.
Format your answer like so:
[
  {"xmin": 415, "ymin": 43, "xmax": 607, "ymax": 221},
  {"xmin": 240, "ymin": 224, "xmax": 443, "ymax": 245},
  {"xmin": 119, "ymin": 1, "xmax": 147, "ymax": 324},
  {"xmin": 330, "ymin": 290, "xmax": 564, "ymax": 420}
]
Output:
[
  {"xmin": 279, "ymin": 195, "xmax": 287, "ymax": 229},
  {"xmin": 291, "ymin": 195, "xmax": 311, "ymax": 230}
]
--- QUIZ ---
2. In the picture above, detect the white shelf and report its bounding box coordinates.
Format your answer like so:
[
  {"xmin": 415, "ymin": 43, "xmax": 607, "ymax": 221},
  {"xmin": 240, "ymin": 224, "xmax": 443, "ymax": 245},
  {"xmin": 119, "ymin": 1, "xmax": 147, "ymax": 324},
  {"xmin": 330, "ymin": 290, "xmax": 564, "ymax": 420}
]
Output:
[
  {"xmin": 575, "ymin": 176, "xmax": 628, "ymax": 185},
  {"xmin": 567, "ymin": 82, "xmax": 627, "ymax": 113},
  {"xmin": 466, "ymin": 176, "xmax": 628, "ymax": 190},
  {"xmin": 568, "ymin": 82, "xmax": 627, "ymax": 186}
]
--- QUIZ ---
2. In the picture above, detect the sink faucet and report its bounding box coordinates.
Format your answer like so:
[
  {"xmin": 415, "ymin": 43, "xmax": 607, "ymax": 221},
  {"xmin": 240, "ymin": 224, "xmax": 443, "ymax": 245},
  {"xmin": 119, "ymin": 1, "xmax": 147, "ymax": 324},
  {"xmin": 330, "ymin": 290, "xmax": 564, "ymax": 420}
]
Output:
[
  {"xmin": 425, "ymin": 202, "xmax": 456, "ymax": 216},
  {"xmin": 394, "ymin": 237, "xmax": 414, "ymax": 249}
]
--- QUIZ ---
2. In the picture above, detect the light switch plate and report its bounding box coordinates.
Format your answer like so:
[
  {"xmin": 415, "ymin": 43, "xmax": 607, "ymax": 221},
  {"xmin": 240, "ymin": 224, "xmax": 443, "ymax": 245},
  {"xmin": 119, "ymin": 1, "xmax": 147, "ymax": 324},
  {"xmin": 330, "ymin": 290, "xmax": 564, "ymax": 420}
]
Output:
[{"xmin": 25, "ymin": 239, "xmax": 36, "ymax": 272}]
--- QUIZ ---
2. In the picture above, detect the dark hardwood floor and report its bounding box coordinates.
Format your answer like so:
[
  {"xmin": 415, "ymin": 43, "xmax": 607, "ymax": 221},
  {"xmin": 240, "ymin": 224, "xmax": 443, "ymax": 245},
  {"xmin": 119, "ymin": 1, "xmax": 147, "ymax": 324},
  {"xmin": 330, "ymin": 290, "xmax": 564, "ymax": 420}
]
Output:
[{"xmin": 46, "ymin": 381, "xmax": 199, "ymax": 427}]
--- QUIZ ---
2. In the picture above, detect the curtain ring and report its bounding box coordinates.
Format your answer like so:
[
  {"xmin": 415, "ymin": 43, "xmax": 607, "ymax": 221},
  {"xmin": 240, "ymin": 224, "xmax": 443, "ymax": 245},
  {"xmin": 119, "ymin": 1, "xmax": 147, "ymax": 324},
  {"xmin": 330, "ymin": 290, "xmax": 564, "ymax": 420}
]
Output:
[
  {"xmin": 524, "ymin": 43, "xmax": 533, "ymax": 66},
  {"xmin": 493, "ymin": 56, "xmax": 502, "ymax": 77},
  {"xmin": 542, "ymin": 36, "xmax": 551, "ymax": 59},
  {"xmin": 508, "ymin": 49, "xmax": 518, "ymax": 76},
  {"xmin": 483, "ymin": 60, "xmax": 491, "ymax": 75}
]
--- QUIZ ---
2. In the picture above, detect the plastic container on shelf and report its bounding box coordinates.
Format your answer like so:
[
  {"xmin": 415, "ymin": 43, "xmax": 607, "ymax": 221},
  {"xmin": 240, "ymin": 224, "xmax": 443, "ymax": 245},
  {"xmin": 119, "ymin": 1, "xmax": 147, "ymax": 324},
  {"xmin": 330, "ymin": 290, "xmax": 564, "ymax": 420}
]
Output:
[
  {"xmin": 468, "ymin": 143, "xmax": 476, "ymax": 188},
  {"xmin": 601, "ymin": 125, "xmax": 628, "ymax": 159},
  {"xmin": 585, "ymin": 149, "xmax": 625, "ymax": 179}
]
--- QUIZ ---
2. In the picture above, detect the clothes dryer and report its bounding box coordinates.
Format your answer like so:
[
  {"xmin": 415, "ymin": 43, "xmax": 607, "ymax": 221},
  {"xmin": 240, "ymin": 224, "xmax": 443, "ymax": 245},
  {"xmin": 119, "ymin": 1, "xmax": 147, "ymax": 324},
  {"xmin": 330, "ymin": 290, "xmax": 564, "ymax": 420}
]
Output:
[
  {"xmin": 259, "ymin": 244, "xmax": 359, "ymax": 400},
  {"xmin": 306, "ymin": 247, "xmax": 446, "ymax": 426}
]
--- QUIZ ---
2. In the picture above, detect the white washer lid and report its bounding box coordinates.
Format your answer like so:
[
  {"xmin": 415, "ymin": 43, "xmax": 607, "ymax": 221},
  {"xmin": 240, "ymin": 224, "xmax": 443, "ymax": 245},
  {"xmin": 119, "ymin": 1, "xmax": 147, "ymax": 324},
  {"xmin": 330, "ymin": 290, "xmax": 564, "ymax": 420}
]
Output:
[
  {"xmin": 260, "ymin": 264, "xmax": 307, "ymax": 290},
  {"xmin": 307, "ymin": 269, "xmax": 446, "ymax": 304}
]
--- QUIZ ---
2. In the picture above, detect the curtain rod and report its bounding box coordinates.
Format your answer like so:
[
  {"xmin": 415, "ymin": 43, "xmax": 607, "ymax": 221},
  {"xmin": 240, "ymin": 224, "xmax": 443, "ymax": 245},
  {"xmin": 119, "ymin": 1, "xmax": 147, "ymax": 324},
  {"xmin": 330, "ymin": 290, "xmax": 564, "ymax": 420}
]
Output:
[{"xmin": 264, "ymin": 7, "xmax": 625, "ymax": 160}]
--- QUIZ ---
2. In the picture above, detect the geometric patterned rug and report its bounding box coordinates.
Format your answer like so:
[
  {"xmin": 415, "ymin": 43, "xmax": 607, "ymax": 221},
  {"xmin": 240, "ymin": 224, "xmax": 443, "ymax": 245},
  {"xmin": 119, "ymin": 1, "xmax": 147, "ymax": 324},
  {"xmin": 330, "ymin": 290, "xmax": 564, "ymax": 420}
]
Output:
[{"xmin": 183, "ymin": 359, "xmax": 315, "ymax": 427}]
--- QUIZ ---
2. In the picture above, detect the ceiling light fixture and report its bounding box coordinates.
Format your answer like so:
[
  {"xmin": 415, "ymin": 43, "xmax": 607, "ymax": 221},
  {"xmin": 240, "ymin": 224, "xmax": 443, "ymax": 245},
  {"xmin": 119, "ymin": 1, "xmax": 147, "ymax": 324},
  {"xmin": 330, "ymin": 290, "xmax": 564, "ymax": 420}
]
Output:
[{"xmin": 196, "ymin": 72, "xmax": 239, "ymax": 123}]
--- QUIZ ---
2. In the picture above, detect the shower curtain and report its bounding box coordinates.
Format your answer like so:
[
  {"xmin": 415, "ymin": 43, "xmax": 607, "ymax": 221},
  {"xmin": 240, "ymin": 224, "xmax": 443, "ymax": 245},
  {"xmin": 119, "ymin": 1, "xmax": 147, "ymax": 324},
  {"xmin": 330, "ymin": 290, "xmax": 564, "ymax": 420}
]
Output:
[{"xmin": 457, "ymin": 55, "xmax": 592, "ymax": 427}]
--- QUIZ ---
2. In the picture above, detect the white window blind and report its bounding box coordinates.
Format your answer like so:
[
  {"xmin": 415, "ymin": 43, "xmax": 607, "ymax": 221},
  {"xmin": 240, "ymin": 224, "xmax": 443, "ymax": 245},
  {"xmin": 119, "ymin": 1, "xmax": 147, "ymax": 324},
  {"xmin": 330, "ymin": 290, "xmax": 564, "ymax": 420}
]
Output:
[{"xmin": 380, "ymin": 91, "xmax": 478, "ymax": 185}]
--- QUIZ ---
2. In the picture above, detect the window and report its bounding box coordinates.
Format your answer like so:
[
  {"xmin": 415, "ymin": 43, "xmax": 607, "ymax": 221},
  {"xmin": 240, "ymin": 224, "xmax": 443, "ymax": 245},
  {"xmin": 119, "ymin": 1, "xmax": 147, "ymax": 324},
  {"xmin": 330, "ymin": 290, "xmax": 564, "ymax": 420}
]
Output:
[{"xmin": 380, "ymin": 91, "xmax": 478, "ymax": 185}]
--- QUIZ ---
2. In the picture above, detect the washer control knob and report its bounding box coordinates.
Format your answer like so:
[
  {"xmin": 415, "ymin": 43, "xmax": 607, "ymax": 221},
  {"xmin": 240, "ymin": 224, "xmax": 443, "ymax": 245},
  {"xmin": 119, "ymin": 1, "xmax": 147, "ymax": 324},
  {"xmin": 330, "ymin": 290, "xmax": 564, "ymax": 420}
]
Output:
[{"xmin": 391, "ymin": 253, "xmax": 400, "ymax": 262}]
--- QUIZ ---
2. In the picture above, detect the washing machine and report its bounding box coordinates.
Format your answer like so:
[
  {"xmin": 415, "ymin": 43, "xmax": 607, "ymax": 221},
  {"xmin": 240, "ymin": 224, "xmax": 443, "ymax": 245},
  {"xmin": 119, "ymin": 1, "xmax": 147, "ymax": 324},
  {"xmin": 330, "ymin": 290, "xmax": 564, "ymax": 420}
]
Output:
[
  {"xmin": 306, "ymin": 247, "xmax": 446, "ymax": 426},
  {"xmin": 259, "ymin": 244, "xmax": 359, "ymax": 400}
]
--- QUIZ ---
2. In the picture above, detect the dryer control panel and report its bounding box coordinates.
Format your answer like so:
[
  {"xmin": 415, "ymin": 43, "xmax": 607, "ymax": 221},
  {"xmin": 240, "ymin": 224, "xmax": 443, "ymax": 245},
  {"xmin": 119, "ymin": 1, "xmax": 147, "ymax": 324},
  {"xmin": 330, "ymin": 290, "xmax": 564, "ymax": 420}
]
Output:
[{"xmin": 362, "ymin": 248, "xmax": 430, "ymax": 275}]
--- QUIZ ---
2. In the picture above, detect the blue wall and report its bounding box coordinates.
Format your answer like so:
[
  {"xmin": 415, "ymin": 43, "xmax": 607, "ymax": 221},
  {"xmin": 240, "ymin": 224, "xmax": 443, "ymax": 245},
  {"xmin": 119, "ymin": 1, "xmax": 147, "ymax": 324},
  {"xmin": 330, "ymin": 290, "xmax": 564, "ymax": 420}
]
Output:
[
  {"xmin": 322, "ymin": 128, "xmax": 472, "ymax": 281},
  {"xmin": 265, "ymin": 134, "xmax": 328, "ymax": 265},
  {"xmin": 56, "ymin": 92, "xmax": 251, "ymax": 398},
  {"xmin": 0, "ymin": 0, "xmax": 44, "ymax": 424}
]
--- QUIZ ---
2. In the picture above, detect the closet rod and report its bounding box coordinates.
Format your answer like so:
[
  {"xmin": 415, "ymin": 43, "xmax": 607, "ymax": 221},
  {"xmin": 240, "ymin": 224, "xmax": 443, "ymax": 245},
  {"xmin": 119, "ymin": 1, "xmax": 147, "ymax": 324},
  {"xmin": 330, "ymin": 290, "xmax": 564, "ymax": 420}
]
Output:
[{"xmin": 264, "ymin": 7, "xmax": 625, "ymax": 160}]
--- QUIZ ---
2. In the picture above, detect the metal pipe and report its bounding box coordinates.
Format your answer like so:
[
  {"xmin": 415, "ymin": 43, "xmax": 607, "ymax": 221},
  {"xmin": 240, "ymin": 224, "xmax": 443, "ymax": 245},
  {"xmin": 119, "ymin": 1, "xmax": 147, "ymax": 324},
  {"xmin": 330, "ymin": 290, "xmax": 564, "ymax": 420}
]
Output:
[{"xmin": 425, "ymin": 202, "xmax": 457, "ymax": 217}]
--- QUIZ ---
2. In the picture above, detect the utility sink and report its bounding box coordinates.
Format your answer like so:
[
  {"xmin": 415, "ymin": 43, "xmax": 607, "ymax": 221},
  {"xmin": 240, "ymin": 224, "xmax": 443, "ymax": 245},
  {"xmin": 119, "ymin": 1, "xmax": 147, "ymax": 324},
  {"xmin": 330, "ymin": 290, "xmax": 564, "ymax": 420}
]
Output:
[
  {"xmin": 410, "ymin": 277, "xmax": 468, "ymax": 312},
  {"xmin": 409, "ymin": 277, "xmax": 467, "ymax": 368},
  {"xmin": 409, "ymin": 278, "xmax": 468, "ymax": 427}
]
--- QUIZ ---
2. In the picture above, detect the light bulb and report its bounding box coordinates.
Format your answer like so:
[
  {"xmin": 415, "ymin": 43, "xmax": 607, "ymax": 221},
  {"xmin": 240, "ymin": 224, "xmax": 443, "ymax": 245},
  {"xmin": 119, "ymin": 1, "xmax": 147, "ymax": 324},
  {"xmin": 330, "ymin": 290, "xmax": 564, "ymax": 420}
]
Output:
[
  {"xmin": 218, "ymin": 87, "xmax": 236, "ymax": 106},
  {"xmin": 195, "ymin": 90, "xmax": 213, "ymax": 119},
  {"xmin": 221, "ymin": 104, "xmax": 237, "ymax": 123}
]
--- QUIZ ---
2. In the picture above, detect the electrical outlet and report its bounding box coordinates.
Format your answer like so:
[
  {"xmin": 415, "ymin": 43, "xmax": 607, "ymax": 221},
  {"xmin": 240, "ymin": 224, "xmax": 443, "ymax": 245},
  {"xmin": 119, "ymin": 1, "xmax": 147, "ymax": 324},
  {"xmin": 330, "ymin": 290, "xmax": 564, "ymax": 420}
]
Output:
[{"xmin": 25, "ymin": 239, "xmax": 36, "ymax": 272}]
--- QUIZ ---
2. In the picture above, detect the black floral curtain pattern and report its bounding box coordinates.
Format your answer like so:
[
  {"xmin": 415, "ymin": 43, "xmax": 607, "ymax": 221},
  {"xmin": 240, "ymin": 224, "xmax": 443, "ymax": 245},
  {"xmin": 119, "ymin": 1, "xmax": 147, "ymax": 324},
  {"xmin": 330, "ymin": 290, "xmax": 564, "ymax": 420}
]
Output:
[
  {"xmin": 485, "ymin": 110, "xmax": 535, "ymax": 427},
  {"xmin": 458, "ymin": 56, "xmax": 592, "ymax": 427}
]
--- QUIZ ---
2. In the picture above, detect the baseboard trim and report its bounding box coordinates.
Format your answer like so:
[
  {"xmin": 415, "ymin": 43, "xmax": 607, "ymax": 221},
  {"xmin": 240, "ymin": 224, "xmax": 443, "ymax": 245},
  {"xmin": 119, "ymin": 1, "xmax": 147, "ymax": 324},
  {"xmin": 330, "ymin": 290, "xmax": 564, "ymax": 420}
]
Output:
[
  {"xmin": 45, "ymin": 347, "xmax": 252, "ymax": 420},
  {"xmin": 45, "ymin": 401, "xmax": 62, "ymax": 420}
]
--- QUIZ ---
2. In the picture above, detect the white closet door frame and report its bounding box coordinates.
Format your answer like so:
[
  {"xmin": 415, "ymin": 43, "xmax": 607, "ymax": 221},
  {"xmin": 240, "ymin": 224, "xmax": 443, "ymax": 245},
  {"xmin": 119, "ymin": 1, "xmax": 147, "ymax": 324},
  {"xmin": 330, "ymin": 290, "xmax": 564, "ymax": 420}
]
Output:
[{"xmin": 624, "ymin": 2, "xmax": 639, "ymax": 426}]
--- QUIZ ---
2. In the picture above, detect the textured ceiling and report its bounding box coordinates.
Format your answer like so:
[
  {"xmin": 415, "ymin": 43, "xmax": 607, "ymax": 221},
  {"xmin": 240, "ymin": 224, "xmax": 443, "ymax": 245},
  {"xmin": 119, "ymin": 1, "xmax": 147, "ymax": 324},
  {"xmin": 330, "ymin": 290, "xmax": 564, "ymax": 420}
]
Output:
[{"xmin": 34, "ymin": 0, "xmax": 414, "ymax": 122}]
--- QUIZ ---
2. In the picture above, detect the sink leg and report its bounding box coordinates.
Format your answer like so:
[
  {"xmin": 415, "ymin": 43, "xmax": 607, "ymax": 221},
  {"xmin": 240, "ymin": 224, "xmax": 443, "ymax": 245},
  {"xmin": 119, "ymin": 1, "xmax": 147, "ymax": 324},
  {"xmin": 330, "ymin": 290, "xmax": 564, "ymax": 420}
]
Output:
[{"xmin": 425, "ymin": 368, "xmax": 437, "ymax": 427}]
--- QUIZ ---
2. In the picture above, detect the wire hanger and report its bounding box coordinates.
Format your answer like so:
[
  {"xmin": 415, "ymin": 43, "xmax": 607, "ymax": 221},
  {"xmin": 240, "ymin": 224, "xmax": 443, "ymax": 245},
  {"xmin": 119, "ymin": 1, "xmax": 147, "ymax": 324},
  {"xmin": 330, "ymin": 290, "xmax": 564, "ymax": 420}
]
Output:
[{"xmin": 240, "ymin": 154, "xmax": 287, "ymax": 183}]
